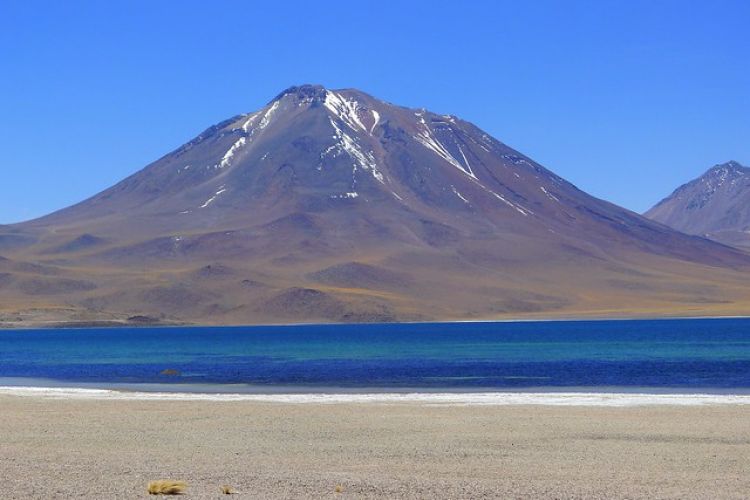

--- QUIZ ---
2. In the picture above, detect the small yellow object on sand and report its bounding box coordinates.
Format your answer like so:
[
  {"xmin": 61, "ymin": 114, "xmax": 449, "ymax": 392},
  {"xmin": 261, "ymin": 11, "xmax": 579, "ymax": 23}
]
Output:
[{"xmin": 147, "ymin": 480, "xmax": 187, "ymax": 495}]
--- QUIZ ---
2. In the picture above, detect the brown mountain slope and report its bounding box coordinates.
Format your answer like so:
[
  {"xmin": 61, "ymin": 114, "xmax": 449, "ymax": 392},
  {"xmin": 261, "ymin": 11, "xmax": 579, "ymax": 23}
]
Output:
[
  {"xmin": 2, "ymin": 85, "xmax": 750, "ymax": 327},
  {"xmin": 645, "ymin": 161, "xmax": 750, "ymax": 248}
]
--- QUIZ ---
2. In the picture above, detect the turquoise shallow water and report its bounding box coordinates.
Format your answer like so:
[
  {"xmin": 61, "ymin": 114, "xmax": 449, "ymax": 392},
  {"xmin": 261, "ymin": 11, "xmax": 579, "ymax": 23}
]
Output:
[{"xmin": 0, "ymin": 318, "xmax": 749, "ymax": 392}]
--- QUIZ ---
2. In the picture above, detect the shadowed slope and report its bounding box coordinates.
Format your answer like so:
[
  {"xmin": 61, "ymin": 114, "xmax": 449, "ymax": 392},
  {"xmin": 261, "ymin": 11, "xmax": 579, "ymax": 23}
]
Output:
[{"xmin": 646, "ymin": 161, "xmax": 750, "ymax": 248}]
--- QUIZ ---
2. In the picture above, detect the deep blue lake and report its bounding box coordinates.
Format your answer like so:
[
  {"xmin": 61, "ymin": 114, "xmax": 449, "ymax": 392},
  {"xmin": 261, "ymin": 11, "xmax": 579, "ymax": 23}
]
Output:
[{"xmin": 1, "ymin": 318, "xmax": 750, "ymax": 392}]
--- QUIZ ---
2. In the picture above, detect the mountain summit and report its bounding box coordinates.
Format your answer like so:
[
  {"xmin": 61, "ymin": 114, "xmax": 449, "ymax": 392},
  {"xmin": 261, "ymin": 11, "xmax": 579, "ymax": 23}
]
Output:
[
  {"xmin": 646, "ymin": 161, "xmax": 750, "ymax": 247},
  {"xmin": 37, "ymin": 83, "xmax": 563, "ymax": 231},
  {"xmin": 2, "ymin": 86, "xmax": 750, "ymax": 326}
]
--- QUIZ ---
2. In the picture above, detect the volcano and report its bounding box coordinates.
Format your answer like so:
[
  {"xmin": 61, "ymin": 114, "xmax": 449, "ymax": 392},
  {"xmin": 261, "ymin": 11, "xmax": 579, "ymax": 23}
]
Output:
[
  {"xmin": 646, "ymin": 161, "xmax": 750, "ymax": 248},
  {"xmin": 2, "ymin": 85, "xmax": 750, "ymax": 326}
]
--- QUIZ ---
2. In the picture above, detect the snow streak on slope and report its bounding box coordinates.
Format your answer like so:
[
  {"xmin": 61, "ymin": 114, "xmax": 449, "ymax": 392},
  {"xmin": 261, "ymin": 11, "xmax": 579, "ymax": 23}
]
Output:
[
  {"xmin": 541, "ymin": 186, "xmax": 560, "ymax": 203},
  {"xmin": 452, "ymin": 186, "xmax": 470, "ymax": 204},
  {"xmin": 216, "ymin": 101, "xmax": 281, "ymax": 169},
  {"xmin": 200, "ymin": 186, "xmax": 227, "ymax": 208},
  {"xmin": 219, "ymin": 137, "xmax": 246, "ymax": 169},
  {"xmin": 489, "ymin": 190, "xmax": 532, "ymax": 216},
  {"xmin": 369, "ymin": 109, "xmax": 380, "ymax": 134},
  {"xmin": 325, "ymin": 117, "xmax": 385, "ymax": 184},
  {"xmin": 258, "ymin": 101, "xmax": 280, "ymax": 130},
  {"xmin": 241, "ymin": 111, "xmax": 260, "ymax": 133},
  {"xmin": 414, "ymin": 113, "xmax": 476, "ymax": 179},
  {"xmin": 324, "ymin": 91, "xmax": 367, "ymax": 133}
]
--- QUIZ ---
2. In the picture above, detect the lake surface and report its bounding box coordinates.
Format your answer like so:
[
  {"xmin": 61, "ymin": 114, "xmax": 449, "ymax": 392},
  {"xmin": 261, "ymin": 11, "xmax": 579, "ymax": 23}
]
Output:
[{"xmin": 1, "ymin": 318, "xmax": 750, "ymax": 393}]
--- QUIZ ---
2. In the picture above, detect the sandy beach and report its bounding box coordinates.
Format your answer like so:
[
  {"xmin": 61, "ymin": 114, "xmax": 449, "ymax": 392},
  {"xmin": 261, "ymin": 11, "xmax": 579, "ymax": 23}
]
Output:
[{"xmin": 1, "ymin": 394, "xmax": 748, "ymax": 499}]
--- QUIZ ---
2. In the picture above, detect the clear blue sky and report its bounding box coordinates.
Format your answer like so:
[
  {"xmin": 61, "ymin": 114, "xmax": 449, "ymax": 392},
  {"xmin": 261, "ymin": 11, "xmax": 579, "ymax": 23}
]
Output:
[{"xmin": 1, "ymin": 0, "xmax": 747, "ymax": 223}]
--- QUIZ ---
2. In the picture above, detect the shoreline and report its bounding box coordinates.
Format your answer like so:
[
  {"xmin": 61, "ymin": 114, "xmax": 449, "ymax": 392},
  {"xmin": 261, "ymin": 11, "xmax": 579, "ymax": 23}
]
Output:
[
  {"xmin": 4, "ymin": 385, "xmax": 750, "ymax": 406},
  {"xmin": 2, "ymin": 313, "xmax": 750, "ymax": 331}
]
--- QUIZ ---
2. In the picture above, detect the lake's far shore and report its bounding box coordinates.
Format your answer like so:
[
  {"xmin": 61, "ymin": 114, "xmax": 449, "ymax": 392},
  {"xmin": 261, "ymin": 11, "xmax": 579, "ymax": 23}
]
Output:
[
  {"xmin": 2, "ymin": 312, "xmax": 750, "ymax": 331},
  {"xmin": 1, "ymin": 395, "xmax": 748, "ymax": 499}
]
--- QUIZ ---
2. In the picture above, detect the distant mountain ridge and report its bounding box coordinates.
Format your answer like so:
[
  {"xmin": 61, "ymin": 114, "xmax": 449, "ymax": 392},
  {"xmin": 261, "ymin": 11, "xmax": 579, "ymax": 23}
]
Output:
[
  {"xmin": 646, "ymin": 161, "xmax": 750, "ymax": 247},
  {"xmin": 1, "ymin": 85, "xmax": 750, "ymax": 326}
]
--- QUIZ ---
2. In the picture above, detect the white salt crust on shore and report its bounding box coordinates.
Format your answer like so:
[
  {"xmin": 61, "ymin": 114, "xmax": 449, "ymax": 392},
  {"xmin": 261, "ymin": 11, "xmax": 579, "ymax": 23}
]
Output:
[{"xmin": 2, "ymin": 386, "xmax": 750, "ymax": 406}]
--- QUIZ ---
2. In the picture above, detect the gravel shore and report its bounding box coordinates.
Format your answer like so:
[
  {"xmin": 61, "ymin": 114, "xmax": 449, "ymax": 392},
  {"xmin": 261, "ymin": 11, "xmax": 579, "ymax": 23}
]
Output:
[{"xmin": 1, "ymin": 395, "xmax": 748, "ymax": 498}]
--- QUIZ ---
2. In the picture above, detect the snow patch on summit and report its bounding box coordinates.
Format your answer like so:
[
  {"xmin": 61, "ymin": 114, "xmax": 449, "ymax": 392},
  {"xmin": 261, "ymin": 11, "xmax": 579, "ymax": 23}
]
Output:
[{"xmin": 324, "ymin": 91, "xmax": 367, "ymax": 133}]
